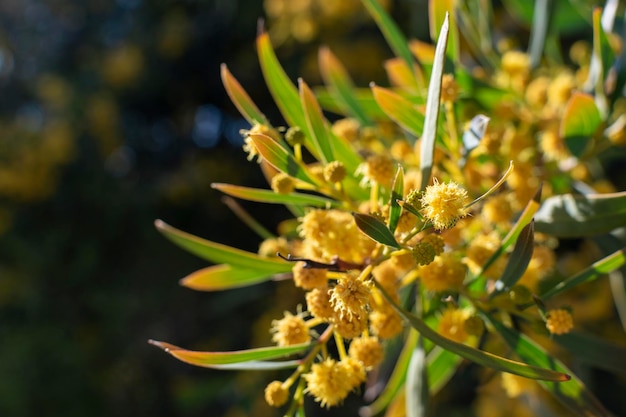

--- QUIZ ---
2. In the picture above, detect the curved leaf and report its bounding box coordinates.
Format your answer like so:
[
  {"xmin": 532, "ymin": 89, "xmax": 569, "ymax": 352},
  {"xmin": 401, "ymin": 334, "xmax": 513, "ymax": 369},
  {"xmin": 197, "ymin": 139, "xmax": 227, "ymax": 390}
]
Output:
[
  {"xmin": 388, "ymin": 165, "xmax": 404, "ymax": 233},
  {"xmin": 419, "ymin": 13, "xmax": 449, "ymax": 191},
  {"xmin": 540, "ymin": 247, "xmax": 626, "ymax": 300},
  {"xmin": 318, "ymin": 47, "xmax": 370, "ymax": 125},
  {"xmin": 353, "ymin": 213, "xmax": 400, "ymax": 249},
  {"xmin": 492, "ymin": 221, "xmax": 535, "ymax": 294},
  {"xmin": 149, "ymin": 340, "xmax": 309, "ymax": 368},
  {"xmin": 220, "ymin": 64, "xmax": 269, "ymax": 126},
  {"xmin": 376, "ymin": 282, "xmax": 570, "ymax": 382},
  {"xmin": 249, "ymin": 133, "xmax": 317, "ymax": 186},
  {"xmin": 212, "ymin": 183, "xmax": 338, "ymax": 208},
  {"xmin": 371, "ymin": 86, "xmax": 424, "ymax": 136},
  {"xmin": 554, "ymin": 331, "xmax": 626, "ymax": 375},
  {"xmin": 179, "ymin": 264, "xmax": 283, "ymax": 291},
  {"xmin": 154, "ymin": 219, "xmax": 292, "ymax": 273},
  {"xmin": 406, "ymin": 337, "xmax": 428, "ymax": 417},
  {"xmin": 560, "ymin": 92, "xmax": 602, "ymax": 157},
  {"xmin": 534, "ymin": 191, "xmax": 626, "ymax": 237},
  {"xmin": 315, "ymin": 87, "xmax": 386, "ymax": 119},
  {"xmin": 488, "ymin": 319, "xmax": 612, "ymax": 417},
  {"xmin": 300, "ymin": 78, "xmax": 333, "ymax": 163}
]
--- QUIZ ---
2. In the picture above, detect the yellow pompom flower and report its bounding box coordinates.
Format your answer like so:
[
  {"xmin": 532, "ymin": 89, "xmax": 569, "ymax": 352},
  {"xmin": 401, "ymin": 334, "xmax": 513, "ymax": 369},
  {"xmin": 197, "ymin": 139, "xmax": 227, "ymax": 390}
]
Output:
[
  {"xmin": 324, "ymin": 160, "xmax": 347, "ymax": 183},
  {"xmin": 306, "ymin": 287, "xmax": 335, "ymax": 321},
  {"xmin": 437, "ymin": 308, "xmax": 470, "ymax": 343},
  {"xmin": 271, "ymin": 172, "xmax": 295, "ymax": 194},
  {"xmin": 441, "ymin": 73, "xmax": 460, "ymax": 102},
  {"xmin": 546, "ymin": 309, "xmax": 574, "ymax": 335},
  {"xmin": 264, "ymin": 380, "xmax": 289, "ymax": 407},
  {"xmin": 303, "ymin": 357, "xmax": 359, "ymax": 408},
  {"xmin": 419, "ymin": 252, "xmax": 467, "ymax": 292},
  {"xmin": 271, "ymin": 311, "xmax": 311, "ymax": 346},
  {"xmin": 369, "ymin": 306, "xmax": 403, "ymax": 339},
  {"xmin": 348, "ymin": 336, "xmax": 384, "ymax": 369},
  {"xmin": 357, "ymin": 154, "xmax": 395, "ymax": 187},
  {"xmin": 329, "ymin": 272, "xmax": 371, "ymax": 320},
  {"xmin": 412, "ymin": 240, "xmax": 437, "ymax": 266},
  {"xmin": 420, "ymin": 179, "xmax": 470, "ymax": 230},
  {"xmin": 293, "ymin": 261, "xmax": 328, "ymax": 289},
  {"xmin": 332, "ymin": 311, "xmax": 368, "ymax": 339}
]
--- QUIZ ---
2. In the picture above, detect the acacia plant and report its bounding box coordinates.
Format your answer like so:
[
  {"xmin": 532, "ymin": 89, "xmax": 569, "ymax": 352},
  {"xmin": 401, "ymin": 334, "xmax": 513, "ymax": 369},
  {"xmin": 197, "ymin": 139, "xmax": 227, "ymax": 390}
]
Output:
[{"xmin": 150, "ymin": 1, "xmax": 626, "ymax": 416}]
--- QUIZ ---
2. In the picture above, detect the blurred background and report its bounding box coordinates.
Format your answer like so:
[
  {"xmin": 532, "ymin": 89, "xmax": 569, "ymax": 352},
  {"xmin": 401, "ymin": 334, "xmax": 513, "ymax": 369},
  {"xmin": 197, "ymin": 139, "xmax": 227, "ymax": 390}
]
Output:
[{"xmin": 0, "ymin": 0, "xmax": 614, "ymax": 416}]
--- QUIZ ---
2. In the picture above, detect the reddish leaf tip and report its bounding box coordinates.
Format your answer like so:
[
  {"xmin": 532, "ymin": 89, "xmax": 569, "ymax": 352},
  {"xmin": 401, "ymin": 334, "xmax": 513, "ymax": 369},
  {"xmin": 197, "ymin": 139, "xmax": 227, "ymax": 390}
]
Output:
[{"xmin": 154, "ymin": 219, "xmax": 166, "ymax": 229}]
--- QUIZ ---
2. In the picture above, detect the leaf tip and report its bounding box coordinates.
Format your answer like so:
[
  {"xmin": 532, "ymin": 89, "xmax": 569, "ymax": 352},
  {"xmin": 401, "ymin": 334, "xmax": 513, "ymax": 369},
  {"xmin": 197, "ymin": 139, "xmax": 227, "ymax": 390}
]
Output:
[
  {"xmin": 148, "ymin": 339, "xmax": 168, "ymax": 351},
  {"xmin": 154, "ymin": 219, "xmax": 167, "ymax": 230}
]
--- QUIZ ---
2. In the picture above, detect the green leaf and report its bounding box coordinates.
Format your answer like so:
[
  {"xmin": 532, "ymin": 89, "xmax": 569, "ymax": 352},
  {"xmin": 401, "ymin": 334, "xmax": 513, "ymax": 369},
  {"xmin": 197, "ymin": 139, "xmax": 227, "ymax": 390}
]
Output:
[
  {"xmin": 220, "ymin": 64, "xmax": 269, "ymax": 126},
  {"xmin": 501, "ymin": 0, "xmax": 591, "ymax": 35},
  {"xmin": 559, "ymin": 92, "xmax": 602, "ymax": 157},
  {"xmin": 419, "ymin": 13, "xmax": 449, "ymax": 191},
  {"xmin": 592, "ymin": 7, "xmax": 616, "ymax": 97},
  {"xmin": 388, "ymin": 165, "xmax": 404, "ymax": 233},
  {"xmin": 318, "ymin": 47, "xmax": 371, "ymax": 126},
  {"xmin": 554, "ymin": 331, "xmax": 626, "ymax": 375},
  {"xmin": 256, "ymin": 32, "xmax": 318, "ymax": 158},
  {"xmin": 526, "ymin": 0, "xmax": 552, "ymax": 68},
  {"xmin": 480, "ymin": 186, "xmax": 540, "ymax": 279},
  {"xmin": 488, "ymin": 318, "xmax": 612, "ymax": 417},
  {"xmin": 376, "ymin": 283, "xmax": 571, "ymax": 382},
  {"xmin": 427, "ymin": 346, "xmax": 461, "ymax": 394},
  {"xmin": 249, "ymin": 133, "xmax": 317, "ymax": 186},
  {"xmin": 429, "ymin": 0, "xmax": 459, "ymax": 63},
  {"xmin": 353, "ymin": 213, "xmax": 401, "ymax": 249},
  {"xmin": 154, "ymin": 219, "xmax": 292, "ymax": 273},
  {"xmin": 361, "ymin": 0, "xmax": 420, "ymax": 90},
  {"xmin": 179, "ymin": 264, "xmax": 282, "ymax": 291},
  {"xmin": 212, "ymin": 183, "xmax": 338, "ymax": 208},
  {"xmin": 594, "ymin": 234, "xmax": 626, "ymax": 332},
  {"xmin": 149, "ymin": 340, "xmax": 309, "ymax": 369},
  {"xmin": 492, "ymin": 221, "xmax": 535, "ymax": 296},
  {"xmin": 315, "ymin": 87, "xmax": 387, "ymax": 119},
  {"xmin": 540, "ymin": 247, "xmax": 626, "ymax": 300},
  {"xmin": 534, "ymin": 191, "xmax": 626, "ymax": 237},
  {"xmin": 371, "ymin": 86, "xmax": 424, "ymax": 136},
  {"xmin": 300, "ymin": 79, "xmax": 334, "ymax": 164}
]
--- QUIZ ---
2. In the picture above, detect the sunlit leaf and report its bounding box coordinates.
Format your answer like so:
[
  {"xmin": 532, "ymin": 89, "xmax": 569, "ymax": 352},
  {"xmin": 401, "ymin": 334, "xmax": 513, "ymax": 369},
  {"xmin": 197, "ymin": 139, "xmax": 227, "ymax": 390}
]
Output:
[
  {"xmin": 592, "ymin": 7, "xmax": 616, "ymax": 93},
  {"xmin": 429, "ymin": 0, "xmax": 459, "ymax": 63},
  {"xmin": 249, "ymin": 133, "xmax": 317, "ymax": 186},
  {"xmin": 154, "ymin": 219, "xmax": 292, "ymax": 273},
  {"xmin": 318, "ymin": 47, "xmax": 370, "ymax": 125},
  {"xmin": 362, "ymin": 0, "xmax": 420, "ymax": 90},
  {"xmin": 300, "ymin": 79, "xmax": 334, "ymax": 163},
  {"xmin": 315, "ymin": 87, "xmax": 387, "ymax": 119},
  {"xmin": 540, "ymin": 247, "xmax": 626, "ymax": 300},
  {"xmin": 527, "ymin": 0, "xmax": 551, "ymax": 68},
  {"xmin": 560, "ymin": 92, "xmax": 602, "ymax": 157},
  {"xmin": 534, "ymin": 191, "xmax": 626, "ymax": 237},
  {"xmin": 492, "ymin": 221, "xmax": 535, "ymax": 294},
  {"xmin": 220, "ymin": 64, "xmax": 269, "ymax": 126},
  {"xmin": 420, "ymin": 13, "xmax": 449, "ymax": 191},
  {"xmin": 501, "ymin": 0, "xmax": 591, "ymax": 34},
  {"xmin": 384, "ymin": 58, "xmax": 423, "ymax": 90},
  {"xmin": 212, "ymin": 183, "xmax": 338, "ymax": 208},
  {"xmin": 427, "ymin": 346, "xmax": 461, "ymax": 394},
  {"xmin": 488, "ymin": 319, "xmax": 612, "ymax": 417},
  {"xmin": 388, "ymin": 165, "xmax": 404, "ymax": 233},
  {"xmin": 554, "ymin": 331, "xmax": 626, "ymax": 375},
  {"xmin": 376, "ymin": 283, "xmax": 570, "ymax": 381},
  {"xmin": 179, "ymin": 264, "xmax": 283, "ymax": 291},
  {"xmin": 256, "ymin": 32, "xmax": 318, "ymax": 158},
  {"xmin": 371, "ymin": 86, "xmax": 424, "ymax": 136},
  {"xmin": 406, "ymin": 337, "xmax": 428, "ymax": 417},
  {"xmin": 149, "ymin": 340, "xmax": 309, "ymax": 369},
  {"xmin": 353, "ymin": 213, "xmax": 401, "ymax": 249}
]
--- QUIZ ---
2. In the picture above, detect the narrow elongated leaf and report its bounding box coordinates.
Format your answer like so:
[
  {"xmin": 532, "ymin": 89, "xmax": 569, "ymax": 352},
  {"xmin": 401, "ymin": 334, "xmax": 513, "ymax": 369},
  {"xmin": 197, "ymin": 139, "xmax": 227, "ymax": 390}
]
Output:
[
  {"xmin": 179, "ymin": 264, "xmax": 283, "ymax": 291},
  {"xmin": 540, "ymin": 247, "xmax": 626, "ymax": 300},
  {"xmin": 488, "ymin": 319, "xmax": 612, "ymax": 417},
  {"xmin": 318, "ymin": 47, "xmax": 370, "ymax": 125},
  {"xmin": 388, "ymin": 165, "xmax": 404, "ymax": 233},
  {"xmin": 353, "ymin": 213, "xmax": 401, "ymax": 249},
  {"xmin": 592, "ymin": 7, "xmax": 615, "ymax": 94},
  {"xmin": 300, "ymin": 79, "xmax": 334, "ymax": 163},
  {"xmin": 315, "ymin": 88, "xmax": 387, "ymax": 119},
  {"xmin": 429, "ymin": 0, "xmax": 459, "ymax": 63},
  {"xmin": 492, "ymin": 221, "xmax": 535, "ymax": 294},
  {"xmin": 385, "ymin": 58, "xmax": 422, "ymax": 90},
  {"xmin": 371, "ymin": 86, "xmax": 424, "ymax": 136},
  {"xmin": 203, "ymin": 360, "xmax": 301, "ymax": 371},
  {"xmin": 480, "ymin": 187, "xmax": 540, "ymax": 278},
  {"xmin": 149, "ymin": 340, "xmax": 309, "ymax": 367},
  {"xmin": 154, "ymin": 219, "xmax": 292, "ymax": 273},
  {"xmin": 527, "ymin": 0, "xmax": 552, "ymax": 68},
  {"xmin": 376, "ymin": 283, "xmax": 570, "ymax": 381},
  {"xmin": 256, "ymin": 32, "xmax": 317, "ymax": 157},
  {"xmin": 594, "ymin": 234, "xmax": 626, "ymax": 331},
  {"xmin": 427, "ymin": 346, "xmax": 461, "ymax": 394},
  {"xmin": 534, "ymin": 191, "xmax": 626, "ymax": 237},
  {"xmin": 560, "ymin": 92, "xmax": 602, "ymax": 157},
  {"xmin": 554, "ymin": 331, "xmax": 626, "ymax": 374},
  {"xmin": 361, "ymin": 0, "xmax": 420, "ymax": 90},
  {"xmin": 212, "ymin": 183, "xmax": 338, "ymax": 208},
  {"xmin": 220, "ymin": 64, "xmax": 269, "ymax": 126},
  {"xmin": 420, "ymin": 14, "xmax": 449, "ymax": 191},
  {"xmin": 249, "ymin": 133, "xmax": 317, "ymax": 186}
]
